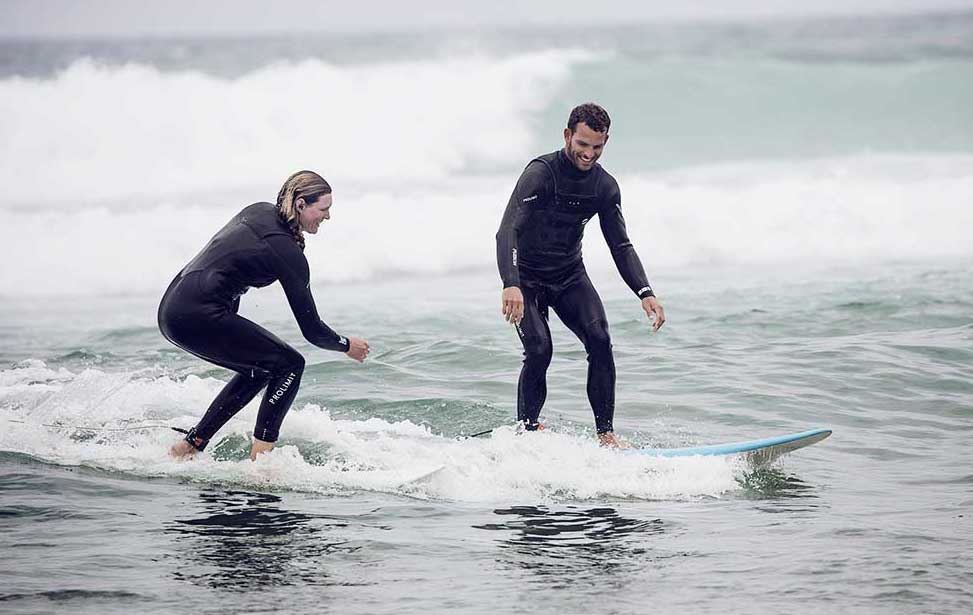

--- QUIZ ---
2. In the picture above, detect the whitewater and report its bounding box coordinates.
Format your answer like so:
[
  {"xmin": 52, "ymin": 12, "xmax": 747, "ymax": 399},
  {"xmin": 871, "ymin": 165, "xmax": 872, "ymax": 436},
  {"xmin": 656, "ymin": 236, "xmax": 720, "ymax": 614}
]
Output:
[{"xmin": 1, "ymin": 13, "xmax": 971, "ymax": 615}]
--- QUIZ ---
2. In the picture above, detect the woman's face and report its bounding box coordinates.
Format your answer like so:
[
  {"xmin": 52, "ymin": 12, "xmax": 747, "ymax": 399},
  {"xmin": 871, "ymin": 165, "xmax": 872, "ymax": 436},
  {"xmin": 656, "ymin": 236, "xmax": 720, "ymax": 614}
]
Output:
[{"xmin": 298, "ymin": 194, "xmax": 332, "ymax": 234}]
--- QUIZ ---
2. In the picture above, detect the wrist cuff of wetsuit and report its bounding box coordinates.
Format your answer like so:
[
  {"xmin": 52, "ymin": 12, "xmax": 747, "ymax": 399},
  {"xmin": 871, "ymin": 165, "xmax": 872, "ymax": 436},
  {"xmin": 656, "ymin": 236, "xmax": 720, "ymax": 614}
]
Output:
[
  {"xmin": 338, "ymin": 336, "xmax": 351, "ymax": 352},
  {"xmin": 637, "ymin": 288, "xmax": 655, "ymax": 299},
  {"xmin": 184, "ymin": 427, "xmax": 208, "ymax": 452}
]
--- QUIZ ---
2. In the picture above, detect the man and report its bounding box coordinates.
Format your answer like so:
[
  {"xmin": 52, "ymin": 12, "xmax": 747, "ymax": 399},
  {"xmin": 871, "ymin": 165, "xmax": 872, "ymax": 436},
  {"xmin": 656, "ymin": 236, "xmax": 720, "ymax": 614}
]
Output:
[{"xmin": 495, "ymin": 103, "xmax": 665, "ymax": 447}]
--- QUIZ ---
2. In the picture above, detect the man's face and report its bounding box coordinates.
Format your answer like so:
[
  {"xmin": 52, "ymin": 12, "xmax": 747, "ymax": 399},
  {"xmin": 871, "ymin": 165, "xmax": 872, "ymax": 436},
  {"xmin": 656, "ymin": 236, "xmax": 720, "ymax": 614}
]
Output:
[
  {"xmin": 563, "ymin": 122, "xmax": 608, "ymax": 172},
  {"xmin": 298, "ymin": 193, "xmax": 333, "ymax": 234}
]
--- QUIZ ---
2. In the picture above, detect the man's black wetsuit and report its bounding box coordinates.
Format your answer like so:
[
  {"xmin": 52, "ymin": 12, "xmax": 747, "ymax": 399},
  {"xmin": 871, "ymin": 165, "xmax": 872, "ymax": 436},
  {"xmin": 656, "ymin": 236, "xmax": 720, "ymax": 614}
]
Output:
[
  {"xmin": 496, "ymin": 150, "xmax": 654, "ymax": 433},
  {"xmin": 158, "ymin": 202, "xmax": 349, "ymax": 450}
]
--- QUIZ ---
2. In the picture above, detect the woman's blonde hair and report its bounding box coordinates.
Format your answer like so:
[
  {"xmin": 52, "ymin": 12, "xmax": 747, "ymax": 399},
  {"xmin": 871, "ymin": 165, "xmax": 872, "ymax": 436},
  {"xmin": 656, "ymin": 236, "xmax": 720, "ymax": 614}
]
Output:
[{"xmin": 276, "ymin": 170, "xmax": 332, "ymax": 248}]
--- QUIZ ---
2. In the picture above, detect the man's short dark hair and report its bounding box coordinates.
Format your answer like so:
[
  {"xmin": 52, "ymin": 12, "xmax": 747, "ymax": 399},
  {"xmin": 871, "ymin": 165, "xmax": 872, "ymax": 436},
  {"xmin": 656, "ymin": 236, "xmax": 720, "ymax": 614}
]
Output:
[{"xmin": 567, "ymin": 103, "xmax": 610, "ymax": 134}]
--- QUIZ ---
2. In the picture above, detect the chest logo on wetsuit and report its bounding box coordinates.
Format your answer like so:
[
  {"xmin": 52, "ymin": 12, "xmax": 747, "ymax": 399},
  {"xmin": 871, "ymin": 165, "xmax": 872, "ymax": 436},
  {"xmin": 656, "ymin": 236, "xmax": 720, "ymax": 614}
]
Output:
[
  {"xmin": 581, "ymin": 218, "xmax": 590, "ymax": 225},
  {"xmin": 522, "ymin": 195, "xmax": 538, "ymax": 203}
]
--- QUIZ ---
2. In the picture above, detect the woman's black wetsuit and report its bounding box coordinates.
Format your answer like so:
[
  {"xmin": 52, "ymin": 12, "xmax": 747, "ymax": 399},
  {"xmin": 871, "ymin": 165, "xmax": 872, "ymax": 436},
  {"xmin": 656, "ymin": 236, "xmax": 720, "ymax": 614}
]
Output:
[
  {"xmin": 496, "ymin": 150, "xmax": 655, "ymax": 434},
  {"xmin": 158, "ymin": 202, "xmax": 349, "ymax": 450}
]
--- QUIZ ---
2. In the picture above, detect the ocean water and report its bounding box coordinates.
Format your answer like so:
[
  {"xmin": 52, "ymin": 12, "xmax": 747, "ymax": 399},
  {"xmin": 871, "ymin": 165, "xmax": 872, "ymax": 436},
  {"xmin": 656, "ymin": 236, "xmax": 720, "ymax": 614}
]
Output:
[{"xmin": 1, "ymin": 12, "xmax": 972, "ymax": 614}]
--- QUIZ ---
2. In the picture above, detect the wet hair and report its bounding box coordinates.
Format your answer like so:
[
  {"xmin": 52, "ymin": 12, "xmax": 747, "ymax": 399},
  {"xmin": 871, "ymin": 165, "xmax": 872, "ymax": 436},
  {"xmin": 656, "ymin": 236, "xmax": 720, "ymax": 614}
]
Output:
[
  {"xmin": 276, "ymin": 170, "xmax": 332, "ymax": 249},
  {"xmin": 567, "ymin": 103, "xmax": 611, "ymax": 134}
]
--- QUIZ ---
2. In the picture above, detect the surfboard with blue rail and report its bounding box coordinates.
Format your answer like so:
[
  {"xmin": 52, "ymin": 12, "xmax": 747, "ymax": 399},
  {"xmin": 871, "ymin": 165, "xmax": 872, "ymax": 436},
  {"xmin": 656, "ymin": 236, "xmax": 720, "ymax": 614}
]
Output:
[{"xmin": 634, "ymin": 428, "xmax": 832, "ymax": 468}]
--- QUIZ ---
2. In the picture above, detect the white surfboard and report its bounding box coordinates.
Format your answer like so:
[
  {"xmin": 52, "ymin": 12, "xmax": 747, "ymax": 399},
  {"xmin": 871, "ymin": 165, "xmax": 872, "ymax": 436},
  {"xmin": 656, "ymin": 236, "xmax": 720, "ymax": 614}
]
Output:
[{"xmin": 399, "ymin": 465, "xmax": 446, "ymax": 485}]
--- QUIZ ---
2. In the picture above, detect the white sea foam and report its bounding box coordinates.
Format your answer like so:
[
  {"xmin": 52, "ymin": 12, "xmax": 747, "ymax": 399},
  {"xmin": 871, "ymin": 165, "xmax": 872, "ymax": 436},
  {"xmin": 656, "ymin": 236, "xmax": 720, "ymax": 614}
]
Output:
[
  {"xmin": 1, "ymin": 54, "xmax": 970, "ymax": 295},
  {"xmin": 0, "ymin": 51, "xmax": 582, "ymax": 205},
  {"xmin": 608, "ymin": 154, "xmax": 973, "ymax": 270},
  {"xmin": 0, "ymin": 361, "xmax": 738, "ymax": 501},
  {"xmin": 1, "ymin": 154, "xmax": 970, "ymax": 296}
]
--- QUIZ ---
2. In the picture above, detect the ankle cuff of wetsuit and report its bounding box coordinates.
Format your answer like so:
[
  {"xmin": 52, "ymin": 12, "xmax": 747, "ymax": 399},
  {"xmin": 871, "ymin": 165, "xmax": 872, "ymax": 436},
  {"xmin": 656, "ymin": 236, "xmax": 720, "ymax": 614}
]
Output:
[
  {"xmin": 254, "ymin": 427, "xmax": 279, "ymax": 443},
  {"xmin": 522, "ymin": 420, "xmax": 543, "ymax": 432},
  {"xmin": 184, "ymin": 427, "xmax": 209, "ymax": 452}
]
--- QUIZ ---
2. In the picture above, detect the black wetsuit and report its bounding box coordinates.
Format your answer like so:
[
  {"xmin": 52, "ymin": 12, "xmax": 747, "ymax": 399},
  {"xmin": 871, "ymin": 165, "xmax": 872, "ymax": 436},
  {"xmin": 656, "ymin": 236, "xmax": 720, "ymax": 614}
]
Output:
[
  {"xmin": 496, "ymin": 150, "xmax": 654, "ymax": 433},
  {"xmin": 158, "ymin": 202, "xmax": 349, "ymax": 450}
]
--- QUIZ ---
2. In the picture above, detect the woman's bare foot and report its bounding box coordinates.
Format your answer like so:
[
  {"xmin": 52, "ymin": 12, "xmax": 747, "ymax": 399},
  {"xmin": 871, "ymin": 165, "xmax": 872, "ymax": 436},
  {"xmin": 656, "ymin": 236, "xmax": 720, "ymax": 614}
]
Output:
[
  {"xmin": 169, "ymin": 439, "xmax": 198, "ymax": 460},
  {"xmin": 250, "ymin": 438, "xmax": 274, "ymax": 460},
  {"xmin": 598, "ymin": 432, "xmax": 631, "ymax": 449}
]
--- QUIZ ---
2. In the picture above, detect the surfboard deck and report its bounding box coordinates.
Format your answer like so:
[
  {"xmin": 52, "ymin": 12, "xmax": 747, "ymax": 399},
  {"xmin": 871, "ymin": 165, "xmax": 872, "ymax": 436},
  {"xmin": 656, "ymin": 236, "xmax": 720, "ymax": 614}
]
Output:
[{"xmin": 632, "ymin": 428, "xmax": 832, "ymax": 468}]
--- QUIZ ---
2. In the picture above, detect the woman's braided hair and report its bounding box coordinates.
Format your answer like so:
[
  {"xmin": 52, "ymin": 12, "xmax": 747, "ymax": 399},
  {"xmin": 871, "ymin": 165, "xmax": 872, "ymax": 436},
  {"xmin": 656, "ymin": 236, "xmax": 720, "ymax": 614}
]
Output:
[{"xmin": 276, "ymin": 170, "xmax": 332, "ymax": 249}]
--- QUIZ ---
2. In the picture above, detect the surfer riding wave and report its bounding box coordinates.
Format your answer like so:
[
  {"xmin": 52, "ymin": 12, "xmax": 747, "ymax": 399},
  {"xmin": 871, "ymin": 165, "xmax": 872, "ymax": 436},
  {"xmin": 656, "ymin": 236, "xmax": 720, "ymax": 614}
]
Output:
[{"xmin": 158, "ymin": 170, "xmax": 369, "ymax": 460}]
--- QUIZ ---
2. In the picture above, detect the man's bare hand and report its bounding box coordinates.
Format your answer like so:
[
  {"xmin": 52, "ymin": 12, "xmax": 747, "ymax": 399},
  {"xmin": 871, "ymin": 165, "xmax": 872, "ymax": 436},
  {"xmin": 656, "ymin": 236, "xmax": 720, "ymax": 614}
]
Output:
[
  {"xmin": 345, "ymin": 336, "xmax": 370, "ymax": 362},
  {"xmin": 641, "ymin": 296, "xmax": 665, "ymax": 331},
  {"xmin": 502, "ymin": 286, "xmax": 524, "ymax": 324}
]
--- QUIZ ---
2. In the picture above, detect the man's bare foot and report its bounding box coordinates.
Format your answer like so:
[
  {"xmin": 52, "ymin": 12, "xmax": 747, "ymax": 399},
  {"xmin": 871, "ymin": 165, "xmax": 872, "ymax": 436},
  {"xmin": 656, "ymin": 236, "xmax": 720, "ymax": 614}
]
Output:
[
  {"xmin": 169, "ymin": 439, "xmax": 198, "ymax": 460},
  {"xmin": 598, "ymin": 432, "xmax": 631, "ymax": 449},
  {"xmin": 517, "ymin": 422, "xmax": 545, "ymax": 433},
  {"xmin": 250, "ymin": 438, "xmax": 274, "ymax": 461}
]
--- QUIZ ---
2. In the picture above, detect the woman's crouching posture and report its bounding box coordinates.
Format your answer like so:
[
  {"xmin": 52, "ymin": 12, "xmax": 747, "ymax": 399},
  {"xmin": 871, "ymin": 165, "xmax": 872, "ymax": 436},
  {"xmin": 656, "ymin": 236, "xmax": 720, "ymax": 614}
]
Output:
[{"xmin": 159, "ymin": 170, "xmax": 368, "ymax": 460}]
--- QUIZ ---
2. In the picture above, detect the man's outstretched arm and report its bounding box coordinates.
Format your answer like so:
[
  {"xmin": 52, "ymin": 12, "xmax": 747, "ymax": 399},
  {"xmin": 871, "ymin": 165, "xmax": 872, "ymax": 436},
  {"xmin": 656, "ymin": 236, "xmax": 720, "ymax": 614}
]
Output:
[{"xmin": 599, "ymin": 180, "xmax": 666, "ymax": 331}]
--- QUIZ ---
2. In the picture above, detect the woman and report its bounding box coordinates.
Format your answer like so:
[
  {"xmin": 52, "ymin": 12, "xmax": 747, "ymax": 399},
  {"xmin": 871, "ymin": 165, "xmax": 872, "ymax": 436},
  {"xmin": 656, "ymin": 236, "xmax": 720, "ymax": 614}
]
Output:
[{"xmin": 159, "ymin": 170, "xmax": 369, "ymax": 460}]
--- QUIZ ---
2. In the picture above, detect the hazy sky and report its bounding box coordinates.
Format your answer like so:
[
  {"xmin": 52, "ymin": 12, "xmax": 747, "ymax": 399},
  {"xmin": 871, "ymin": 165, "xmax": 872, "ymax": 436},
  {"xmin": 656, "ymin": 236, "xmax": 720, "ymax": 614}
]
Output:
[{"xmin": 3, "ymin": 0, "xmax": 972, "ymax": 38}]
